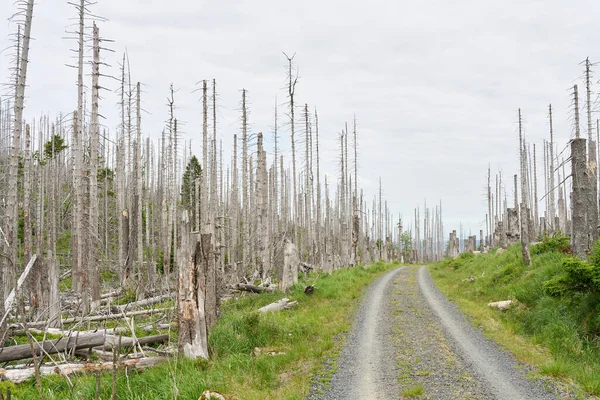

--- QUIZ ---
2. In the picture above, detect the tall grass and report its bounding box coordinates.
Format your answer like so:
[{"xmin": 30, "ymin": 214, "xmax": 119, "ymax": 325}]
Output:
[{"xmin": 1, "ymin": 262, "xmax": 399, "ymax": 399}]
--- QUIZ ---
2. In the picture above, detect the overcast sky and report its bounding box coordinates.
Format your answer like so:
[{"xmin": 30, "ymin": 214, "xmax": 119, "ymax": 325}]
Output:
[{"xmin": 1, "ymin": 0, "xmax": 599, "ymax": 238}]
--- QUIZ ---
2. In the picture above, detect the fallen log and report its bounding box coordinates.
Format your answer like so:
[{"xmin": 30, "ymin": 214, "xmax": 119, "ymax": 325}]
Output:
[
  {"xmin": 258, "ymin": 298, "xmax": 298, "ymax": 313},
  {"xmin": 13, "ymin": 307, "xmax": 173, "ymax": 329},
  {"xmin": 99, "ymin": 334, "xmax": 170, "ymax": 351},
  {"xmin": 59, "ymin": 268, "xmax": 72, "ymax": 281},
  {"xmin": 116, "ymin": 293, "xmax": 174, "ymax": 312},
  {"xmin": 229, "ymin": 283, "xmax": 276, "ymax": 294},
  {"xmin": 28, "ymin": 327, "xmax": 129, "ymax": 337},
  {"xmin": 0, "ymin": 333, "xmax": 169, "ymax": 363},
  {"xmin": 487, "ymin": 300, "xmax": 513, "ymax": 310},
  {"xmin": 0, "ymin": 357, "xmax": 167, "ymax": 384},
  {"xmin": 100, "ymin": 289, "xmax": 124, "ymax": 299},
  {"xmin": 4, "ymin": 255, "xmax": 37, "ymax": 311}
]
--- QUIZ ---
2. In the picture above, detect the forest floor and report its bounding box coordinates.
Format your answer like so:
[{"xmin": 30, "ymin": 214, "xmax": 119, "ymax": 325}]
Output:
[
  {"xmin": 1, "ymin": 262, "xmax": 401, "ymax": 399},
  {"xmin": 310, "ymin": 265, "xmax": 581, "ymax": 399}
]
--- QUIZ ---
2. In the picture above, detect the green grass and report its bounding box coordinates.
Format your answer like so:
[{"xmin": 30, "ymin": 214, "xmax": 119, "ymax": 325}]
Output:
[
  {"xmin": 429, "ymin": 239, "xmax": 600, "ymax": 396},
  {"xmin": 401, "ymin": 384, "xmax": 424, "ymax": 398},
  {"xmin": 1, "ymin": 261, "xmax": 400, "ymax": 399}
]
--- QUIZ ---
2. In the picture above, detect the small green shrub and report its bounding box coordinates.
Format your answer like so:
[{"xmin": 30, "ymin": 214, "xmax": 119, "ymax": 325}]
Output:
[
  {"xmin": 543, "ymin": 258, "xmax": 600, "ymax": 298},
  {"xmin": 531, "ymin": 234, "xmax": 570, "ymax": 255}
]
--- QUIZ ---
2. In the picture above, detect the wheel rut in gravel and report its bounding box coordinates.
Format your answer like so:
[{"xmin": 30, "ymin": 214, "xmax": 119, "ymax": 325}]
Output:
[{"xmin": 312, "ymin": 266, "xmax": 567, "ymax": 400}]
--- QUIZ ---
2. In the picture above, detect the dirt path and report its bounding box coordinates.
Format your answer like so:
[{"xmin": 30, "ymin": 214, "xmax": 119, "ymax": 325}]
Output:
[
  {"xmin": 311, "ymin": 266, "xmax": 571, "ymax": 399},
  {"xmin": 310, "ymin": 266, "xmax": 406, "ymax": 399}
]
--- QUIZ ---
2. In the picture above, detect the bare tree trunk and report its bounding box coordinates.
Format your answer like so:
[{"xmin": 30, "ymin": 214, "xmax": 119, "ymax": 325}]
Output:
[
  {"xmin": 257, "ymin": 133, "xmax": 269, "ymax": 278},
  {"xmin": 315, "ymin": 110, "xmax": 322, "ymax": 268},
  {"xmin": 117, "ymin": 57, "xmax": 128, "ymax": 287},
  {"xmin": 352, "ymin": 117, "xmax": 359, "ymax": 265},
  {"xmin": 47, "ymin": 124, "xmax": 60, "ymax": 327},
  {"xmin": 571, "ymin": 85, "xmax": 590, "ymax": 257},
  {"xmin": 202, "ymin": 80, "xmax": 208, "ymax": 230},
  {"xmin": 548, "ymin": 104, "xmax": 556, "ymax": 233},
  {"xmin": 533, "ymin": 144, "xmax": 539, "ymax": 239},
  {"xmin": 231, "ymin": 134, "xmax": 238, "ymax": 280},
  {"xmin": 23, "ymin": 125, "xmax": 33, "ymax": 269},
  {"xmin": 88, "ymin": 23, "xmax": 101, "ymax": 309},
  {"xmin": 284, "ymin": 53, "xmax": 298, "ymax": 245},
  {"xmin": 4, "ymin": 0, "xmax": 35, "ymax": 306},
  {"xmin": 72, "ymin": 0, "xmax": 85, "ymax": 293},
  {"xmin": 585, "ymin": 59, "xmax": 599, "ymax": 244},
  {"xmin": 135, "ymin": 82, "xmax": 145, "ymax": 297},
  {"xmin": 304, "ymin": 104, "xmax": 312, "ymax": 262},
  {"xmin": 518, "ymin": 109, "xmax": 531, "ymax": 265},
  {"xmin": 241, "ymin": 89, "xmax": 249, "ymax": 277},
  {"xmin": 177, "ymin": 212, "xmax": 208, "ymax": 360}
]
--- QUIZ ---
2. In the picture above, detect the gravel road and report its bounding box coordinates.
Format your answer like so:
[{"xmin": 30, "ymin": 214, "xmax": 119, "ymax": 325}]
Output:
[{"xmin": 310, "ymin": 265, "xmax": 577, "ymax": 400}]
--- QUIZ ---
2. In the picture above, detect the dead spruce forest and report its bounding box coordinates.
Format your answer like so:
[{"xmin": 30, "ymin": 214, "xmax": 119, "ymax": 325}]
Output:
[{"xmin": 0, "ymin": 0, "xmax": 599, "ymax": 389}]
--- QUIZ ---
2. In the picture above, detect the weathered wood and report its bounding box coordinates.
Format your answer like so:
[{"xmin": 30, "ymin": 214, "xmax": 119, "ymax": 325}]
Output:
[
  {"xmin": 258, "ymin": 298, "xmax": 298, "ymax": 313},
  {"xmin": 447, "ymin": 230, "xmax": 459, "ymax": 258},
  {"xmin": 571, "ymin": 137, "xmax": 589, "ymax": 257},
  {"xmin": 0, "ymin": 357, "xmax": 167, "ymax": 383},
  {"xmin": 8, "ymin": 308, "xmax": 172, "ymax": 330},
  {"xmin": 0, "ymin": 331, "xmax": 167, "ymax": 363},
  {"xmin": 278, "ymin": 239, "xmax": 299, "ymax": 292},
  {"xmin": 177, "ymin": 212, "xmax": 208, "ymax": 360},
  {"xmin": 229, "ymin": 283, "xmax": 276, "ymax": 294},
  {"xmin": 488, "ymin": 300, "xmax": 513, "ymax": 310},
  {"xmin": 4, "ymin": 254, "xmax": 37, "ymax": 312},
  {"xmin": 117, "ymin": 293, "xmax": 174, "ymax": 312}
]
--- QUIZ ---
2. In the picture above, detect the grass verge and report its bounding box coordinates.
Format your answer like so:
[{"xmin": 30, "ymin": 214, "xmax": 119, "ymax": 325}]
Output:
[
  {"xmin": 429, "ymin": 240, "xmax": 600, "ymax": 396},
  {"xmin": 1, "ymin": 261, "xmax": 399, "ymax": 399}
]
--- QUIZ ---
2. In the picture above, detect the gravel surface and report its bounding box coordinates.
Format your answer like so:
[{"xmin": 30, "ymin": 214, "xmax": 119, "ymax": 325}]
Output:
[
  {"xmin": 309, "ymin": 266, "xmax": 405, "ymax": 399},
  {"xmin": 309, "ymin": 266, "xmax": 580, "ymax": 400}
]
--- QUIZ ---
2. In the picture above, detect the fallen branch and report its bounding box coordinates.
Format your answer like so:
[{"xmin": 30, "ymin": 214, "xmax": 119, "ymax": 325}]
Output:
[
  {"xmin": 101, "ymin": 289, "xmax": 124, "ymax": 300},
  {"xmin": 229, "ymin": 283, "xmax": 276, "ymax": 294},
  {"xmin": 116, "ymin": 294, "xmax": 174, "ymax": 312},
  {"xmin": 487, "ymin": 300, "xmax": 513, "ymax": 310},
  {"xmin": 4, "ymin": 255, "xmax": 37, "ymax": 311},
  {"xmin": 258, "ymin": 298, "xmax": 298, "ymax": 313},
  {"xmin": 59, "ymin": 269, "xmax": 72, "ymax": 281},
  {"xmin": 0, "ymin": 357, "xmax": 168, "ymax": 384}
]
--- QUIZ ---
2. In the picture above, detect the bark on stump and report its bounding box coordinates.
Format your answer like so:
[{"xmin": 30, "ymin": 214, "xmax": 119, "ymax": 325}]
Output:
[
  {"xmin": 447, "ymin": 231, "xmax": 459, "ymax": 258},
  {"xmin": 278, "ymin": 239, "xmax": 299, "ymax": 292},
  {"xmin": 177, "ymin": 212, "xmax": 219, "ymax": 360},
  {"xmin": 571, "ymin": 138, "xmax": 590, "ymax": 257},
  {"xmin": 506, "ymin": 208, "xmax": 520, "ymax": 245}
]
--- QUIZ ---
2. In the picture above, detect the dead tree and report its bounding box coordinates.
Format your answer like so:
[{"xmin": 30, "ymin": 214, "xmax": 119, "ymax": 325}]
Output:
[
  {"xmin": 284, "ymin": 53, "xmax": 299, "ymax": 244},
  {"xmin": 88, "ymin": 22, "xmax": 101, "ymax": 309},
  {"xmin": 177, "ymin": 212, "xmax": 208, "ymax": 360},
  {"xmin": 518, "ymin": 109, "xmax": 531, "ymax": 265},
  {"xmin": 585, "ymin": 59, "xmax": 598, "ymax": 244},
  {"xmin": 548, "ymin": 105, "xmax": 557, "ymax": 232},
  {"xmin": 571, "ymin": 85, "xmax": 590, "ymax": 257},
  {"xmin": 72, "ymin": 0, "xmax": 86, "ymax": 293},
  {"xmin": 136, "ymin": 82, "xmax": 145, "ymax": 294},
  {"xmin": 238, "ymin": 89, "xmax": 248, "ymax": 276},
  {"xmin": 256, "ymin": 133, "xmax": 269, "ymax": 278},
  {"xmin": 4, "ymin": 0, "xmax": 35, "ymax": 307}
]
